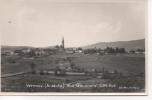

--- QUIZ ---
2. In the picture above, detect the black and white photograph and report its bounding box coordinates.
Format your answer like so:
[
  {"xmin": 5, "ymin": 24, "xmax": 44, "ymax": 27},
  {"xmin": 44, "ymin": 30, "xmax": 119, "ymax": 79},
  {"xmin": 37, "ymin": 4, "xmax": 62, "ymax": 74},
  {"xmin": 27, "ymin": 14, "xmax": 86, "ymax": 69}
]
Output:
[{"xmin": 0, "ymin": 0, "xmax": 147, "ymax": 95}]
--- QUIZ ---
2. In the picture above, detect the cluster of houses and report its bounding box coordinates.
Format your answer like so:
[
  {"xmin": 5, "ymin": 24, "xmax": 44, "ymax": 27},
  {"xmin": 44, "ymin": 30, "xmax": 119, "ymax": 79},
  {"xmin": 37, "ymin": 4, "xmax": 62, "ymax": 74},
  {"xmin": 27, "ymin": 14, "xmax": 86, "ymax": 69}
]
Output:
[
  {"xmin": 1, "ymin": 47, "xmax": 144, "ymax": 57},
  {"xmin": 1, "ymin": 48, "xmax": 55, "ymax": 57},
  {"xmin": 1, "ymin": 37, "xmax": 144, "ymax": 57},
  {"xmin": 1, "ymin": 47, "xmax": 84, "ymax": 57},
  {"xmin": 1, "ymin": 37, "xmax": 84, "ymax": 57}
]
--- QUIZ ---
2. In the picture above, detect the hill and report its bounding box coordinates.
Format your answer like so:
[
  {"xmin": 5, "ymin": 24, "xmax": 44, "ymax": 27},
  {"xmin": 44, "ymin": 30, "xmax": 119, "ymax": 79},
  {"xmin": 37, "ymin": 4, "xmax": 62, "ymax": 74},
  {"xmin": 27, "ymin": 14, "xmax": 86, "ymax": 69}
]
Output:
[
  {"xmin": 1, "ymin": 45, "xmax": 34, "ymax": 52},
  {"xmin": 82, "ymin": 39, "xmax": 145, "ymax": 51}
]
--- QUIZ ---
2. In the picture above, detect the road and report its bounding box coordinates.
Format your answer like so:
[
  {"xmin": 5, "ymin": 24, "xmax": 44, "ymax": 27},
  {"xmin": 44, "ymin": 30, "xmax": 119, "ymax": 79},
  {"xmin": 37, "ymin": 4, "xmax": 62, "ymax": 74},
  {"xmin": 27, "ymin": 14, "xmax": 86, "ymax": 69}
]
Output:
[{"xmin": 1, "ymin": 72, "xmax": 28, "ymax": 78}]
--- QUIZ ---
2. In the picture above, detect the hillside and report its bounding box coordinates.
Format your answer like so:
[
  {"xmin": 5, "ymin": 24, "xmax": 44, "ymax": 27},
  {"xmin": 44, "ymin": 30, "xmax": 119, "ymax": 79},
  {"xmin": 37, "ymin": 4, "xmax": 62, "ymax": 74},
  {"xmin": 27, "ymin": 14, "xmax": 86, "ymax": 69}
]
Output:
[
  {"xmin": 1, "ymin": 45, "xmax": 34, "ymax": 52},
  {"xmin": 82, "ymin": 39, "xmax": 145, "ymax": 51}
]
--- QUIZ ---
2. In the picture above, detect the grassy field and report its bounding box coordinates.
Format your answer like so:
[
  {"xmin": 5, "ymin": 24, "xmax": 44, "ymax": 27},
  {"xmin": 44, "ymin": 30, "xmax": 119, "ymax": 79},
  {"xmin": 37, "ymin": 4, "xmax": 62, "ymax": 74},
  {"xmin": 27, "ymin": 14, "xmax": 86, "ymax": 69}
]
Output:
[
  {"xmin": 72, "ymin": 54, "xmax": 145, "ymax": 75},
  {"xmin": 1, "ymin": 53, "xmax": 145, "ymax": 92},
  {"xmin": 1, "ymin": 56, "xmax": 32, "ymax": 74},
  {"xmin": 1, "ymin": 53, "xmax": 145, "ymax": 75}
]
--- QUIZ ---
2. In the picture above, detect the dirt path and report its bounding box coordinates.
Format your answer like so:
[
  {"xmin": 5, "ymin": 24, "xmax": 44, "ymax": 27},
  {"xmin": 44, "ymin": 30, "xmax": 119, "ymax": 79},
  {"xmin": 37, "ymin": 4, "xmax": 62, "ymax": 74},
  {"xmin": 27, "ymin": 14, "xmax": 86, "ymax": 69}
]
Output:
[{"xmin": 1, "ymin": 72, "xmax": 28, "ymax": 78}]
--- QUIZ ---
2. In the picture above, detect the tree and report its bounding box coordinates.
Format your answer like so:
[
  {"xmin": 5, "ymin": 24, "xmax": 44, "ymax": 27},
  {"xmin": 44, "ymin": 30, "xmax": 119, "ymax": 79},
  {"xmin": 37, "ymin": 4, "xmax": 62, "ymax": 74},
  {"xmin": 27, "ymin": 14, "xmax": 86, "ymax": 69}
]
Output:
[
  {"xmin": 77, "ymin": 47, "xmax": 82, "ymax": 50},
  {"xmin": 28, "ymin": 50, "xmax": 36, "ymax": 57},
  {"xmin": 84, "ymin": 49, "xmax": 98, "ymax": 54},
  {"xmin": 30, "ymin": 62, "xmax": 36, "ymax": 74},
  {"xmin": 136, "ymin": 48, "xmax": 145, "ymax": 52},
  {"xmin": 129, "ymin": 49, "xmax": 135, "ymax": 53},
  {"xmin": 118, "ymin": 48, "xmax": 126, "ymax": 53},
  {"xmin": 104, "ymin": 47, "xmax": 115, "ymax": 53},
  {"xmin": 104, "ymin": 47, "xmax": 126, "ymax": 54},
  {"xmin": 55, "ymin": 45, "xmax": 60, "ymax": 49}
]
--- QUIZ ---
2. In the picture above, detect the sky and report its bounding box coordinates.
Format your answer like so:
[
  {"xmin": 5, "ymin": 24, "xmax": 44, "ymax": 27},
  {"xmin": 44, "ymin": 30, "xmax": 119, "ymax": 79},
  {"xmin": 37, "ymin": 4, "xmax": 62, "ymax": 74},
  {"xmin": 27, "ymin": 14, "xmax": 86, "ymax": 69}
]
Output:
[{"xmin": 0, "ymin": 0, "xmax": 146, "ymax": 47}]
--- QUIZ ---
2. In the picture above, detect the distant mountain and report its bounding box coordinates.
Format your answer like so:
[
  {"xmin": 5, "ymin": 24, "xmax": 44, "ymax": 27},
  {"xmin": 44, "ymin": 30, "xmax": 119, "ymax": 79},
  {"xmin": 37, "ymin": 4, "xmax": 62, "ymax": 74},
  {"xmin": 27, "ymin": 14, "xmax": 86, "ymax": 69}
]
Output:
[{"xmin": 82, "ymin": 39, "xmax": 145, "ymax": 51}]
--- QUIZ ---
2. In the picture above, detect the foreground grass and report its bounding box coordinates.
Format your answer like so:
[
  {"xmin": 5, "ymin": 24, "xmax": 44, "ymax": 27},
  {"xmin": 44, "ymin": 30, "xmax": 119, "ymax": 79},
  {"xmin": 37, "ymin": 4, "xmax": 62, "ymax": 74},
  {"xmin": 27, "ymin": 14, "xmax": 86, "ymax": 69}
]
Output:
[{"xmin": 1, "ymin": 53, "xmax": 145, "ymax": 92}]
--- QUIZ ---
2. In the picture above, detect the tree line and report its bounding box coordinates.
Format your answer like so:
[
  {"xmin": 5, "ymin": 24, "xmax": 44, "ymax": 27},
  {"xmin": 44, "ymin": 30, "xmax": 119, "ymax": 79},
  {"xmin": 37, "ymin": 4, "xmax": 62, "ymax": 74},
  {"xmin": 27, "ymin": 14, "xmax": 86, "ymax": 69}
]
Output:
[
  {"xmin": 83, "ymin": 47, "xmax": 126, "ymax": 54},
  {"xmin": 83, "ymin": 47, "xmax": 145, "ymax": 54}
]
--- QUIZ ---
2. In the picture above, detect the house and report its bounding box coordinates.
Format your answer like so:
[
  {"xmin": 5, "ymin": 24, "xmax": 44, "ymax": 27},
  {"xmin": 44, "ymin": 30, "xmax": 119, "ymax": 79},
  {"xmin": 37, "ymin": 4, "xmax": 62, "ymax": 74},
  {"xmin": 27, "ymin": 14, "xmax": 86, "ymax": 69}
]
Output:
[
  {"xmin": 14, "ymin": 49, "xmax": 23, "ymax": 55},
  {"xmin": 65, "ymin": 48, "xmax": 74, "ymax": 54},
  {"xmin": 75, "ymin": 50, "xmax": 83, "ymax": 53},
  {"xmin": 21, "ymin": 48, "xmax": 31, "ymax": 54},
  {"xmin": 1, "ymin": 51, "xmax": 14, "ymax": 56},
  {"xmin": 34, "ymin": 49, "xmax": 45, "ymax": 56}
]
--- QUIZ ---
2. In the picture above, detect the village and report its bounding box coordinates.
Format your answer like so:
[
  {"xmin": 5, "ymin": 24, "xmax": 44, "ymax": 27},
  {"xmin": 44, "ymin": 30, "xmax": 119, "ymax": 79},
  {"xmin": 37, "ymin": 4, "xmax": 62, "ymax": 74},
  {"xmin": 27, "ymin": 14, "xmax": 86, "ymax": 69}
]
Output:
[
  {"xmin": 1, "ymin": 37, "xmax": 145, "ymax": 57},
  {"xmin": 1, "ymin": 37, "xmax": 145, "ymax": 77},
  {"xmin": 1, "ymin": 37, "xmax": 145, "ymax": 92}
]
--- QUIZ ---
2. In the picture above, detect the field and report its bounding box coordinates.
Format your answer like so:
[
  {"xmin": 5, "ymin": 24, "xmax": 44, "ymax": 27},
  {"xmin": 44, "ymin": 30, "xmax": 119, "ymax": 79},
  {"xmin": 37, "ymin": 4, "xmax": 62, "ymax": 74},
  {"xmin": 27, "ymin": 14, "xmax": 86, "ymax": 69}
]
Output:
[
  {"xmin": 73, "ymin": 54, "xmax": 145, "ymax": 75},
  {"xmin": 1, "ymin": 53, "xmax": 145, "ymax": 92}
]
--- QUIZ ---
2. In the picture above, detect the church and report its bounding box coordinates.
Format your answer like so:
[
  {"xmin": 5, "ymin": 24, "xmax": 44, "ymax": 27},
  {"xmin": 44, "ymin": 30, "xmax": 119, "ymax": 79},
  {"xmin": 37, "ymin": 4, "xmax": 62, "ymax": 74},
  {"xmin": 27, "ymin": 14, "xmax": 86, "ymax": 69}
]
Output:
[
  {"xmin": 61, "ymin": 37, "xmax": 65, "ymax": 49},
  {"xmin": 58, "ymin": 37, "xmax": 75, "ymax": 54}
]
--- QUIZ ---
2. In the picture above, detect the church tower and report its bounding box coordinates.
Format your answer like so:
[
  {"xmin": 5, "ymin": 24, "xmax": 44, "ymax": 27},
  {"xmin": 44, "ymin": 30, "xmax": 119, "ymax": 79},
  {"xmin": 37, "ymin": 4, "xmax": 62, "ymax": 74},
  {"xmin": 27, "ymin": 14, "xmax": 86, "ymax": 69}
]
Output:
[{"xmin": 62, "ymin": 37, "xmax": 64, "ymax": 49}]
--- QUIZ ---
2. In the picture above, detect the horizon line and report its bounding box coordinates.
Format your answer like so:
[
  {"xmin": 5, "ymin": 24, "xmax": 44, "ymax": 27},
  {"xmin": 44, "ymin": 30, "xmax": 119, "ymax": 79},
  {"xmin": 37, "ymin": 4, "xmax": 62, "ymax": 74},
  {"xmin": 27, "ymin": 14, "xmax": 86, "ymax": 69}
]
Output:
[{"xmin": 1, "ymin": 38, "xmax": 145, "ymax": 48}]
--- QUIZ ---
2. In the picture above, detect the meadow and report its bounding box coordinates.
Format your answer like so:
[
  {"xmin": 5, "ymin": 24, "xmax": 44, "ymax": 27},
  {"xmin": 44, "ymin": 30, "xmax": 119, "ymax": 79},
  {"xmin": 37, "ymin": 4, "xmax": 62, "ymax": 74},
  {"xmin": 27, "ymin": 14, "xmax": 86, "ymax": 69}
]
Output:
[{"xmin": 1, "ymin": 53, "xmax": 145, "ymax": 92}]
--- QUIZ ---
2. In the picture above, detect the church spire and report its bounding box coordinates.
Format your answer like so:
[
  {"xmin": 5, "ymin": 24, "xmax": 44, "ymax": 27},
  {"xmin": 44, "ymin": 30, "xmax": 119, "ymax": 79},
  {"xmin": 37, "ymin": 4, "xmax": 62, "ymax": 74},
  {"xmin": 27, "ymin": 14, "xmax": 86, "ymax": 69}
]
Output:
[{"xmin": 62, "ymin": 37, "xmax": 64, "ymax": 49}]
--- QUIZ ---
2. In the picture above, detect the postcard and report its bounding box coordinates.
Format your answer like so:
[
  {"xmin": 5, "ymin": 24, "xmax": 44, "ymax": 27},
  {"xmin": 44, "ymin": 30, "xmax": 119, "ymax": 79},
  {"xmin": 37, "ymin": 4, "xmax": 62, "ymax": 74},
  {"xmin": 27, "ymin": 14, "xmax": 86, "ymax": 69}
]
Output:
[{"xmin": 0, "ymin": 0, "xmax": 147, "ymax": 95}]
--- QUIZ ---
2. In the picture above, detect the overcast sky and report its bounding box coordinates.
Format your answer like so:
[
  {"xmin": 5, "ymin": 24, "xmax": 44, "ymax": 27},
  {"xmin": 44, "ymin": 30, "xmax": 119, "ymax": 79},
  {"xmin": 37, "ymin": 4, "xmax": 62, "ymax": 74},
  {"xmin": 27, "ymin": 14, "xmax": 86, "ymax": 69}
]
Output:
[{"xmin": 0, "ymin": 0, "xmax": 146, "ymax": 47}]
